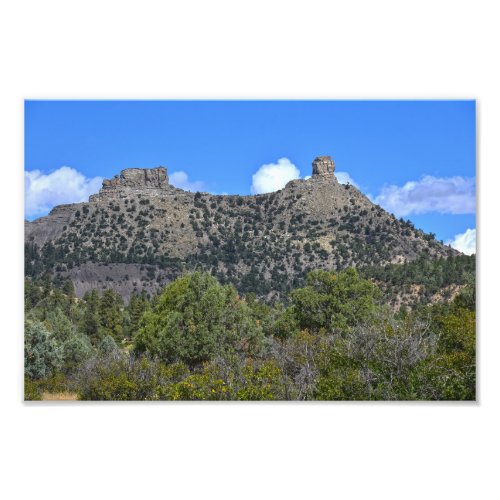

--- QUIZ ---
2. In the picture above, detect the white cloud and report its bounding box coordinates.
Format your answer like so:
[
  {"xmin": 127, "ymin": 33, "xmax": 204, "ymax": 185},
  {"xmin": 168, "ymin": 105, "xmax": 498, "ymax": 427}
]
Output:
[
  {"xmin": 251, "ymin": 158, "xmax": 300, "ymax": 194},
  {"xmin": 169, "ymin": 171, "xmax": 206, "ymax": 192},
  {"xmin": 25, "ymin": 166, "xmax": 103, "ymax": 218},
  {"xmin": 446, "ymin": 228, "xmax": 476, "ymax": 255},
  {"xmin": 374, "ymin": 175, "xmax": 475, "ymax": 217},
  {"xmin": 335, "ymin": 171, "xmax": 359, "ymax": 187}
]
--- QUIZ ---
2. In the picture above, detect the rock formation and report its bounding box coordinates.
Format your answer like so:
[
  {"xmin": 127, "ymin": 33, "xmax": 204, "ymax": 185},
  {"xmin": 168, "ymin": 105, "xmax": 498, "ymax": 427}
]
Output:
[
  {"xmin": 89, "ymin": 167, "xmax": 171, "ymax": 201},
  {"xmin": 312, "ymin": 156, "xmax": 335, "ymax": 177}
]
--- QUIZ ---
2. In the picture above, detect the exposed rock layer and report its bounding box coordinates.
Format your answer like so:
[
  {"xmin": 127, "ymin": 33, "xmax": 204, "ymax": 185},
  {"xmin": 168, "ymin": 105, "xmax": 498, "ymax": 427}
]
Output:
[{"xmin": 312, "ymin": 156, "xmax": 335, "ymax": 177}]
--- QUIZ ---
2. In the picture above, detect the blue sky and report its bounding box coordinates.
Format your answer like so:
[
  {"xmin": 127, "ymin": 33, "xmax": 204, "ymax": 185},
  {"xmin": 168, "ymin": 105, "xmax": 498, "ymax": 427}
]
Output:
[{"xmin": 25, "ymin": 100, "xmax": 476, "ymax": 252}]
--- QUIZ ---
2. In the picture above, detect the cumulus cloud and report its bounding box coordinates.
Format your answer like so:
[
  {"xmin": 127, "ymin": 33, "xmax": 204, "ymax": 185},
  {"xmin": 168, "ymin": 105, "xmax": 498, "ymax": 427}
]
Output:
[
  {"xmin": 373, "ymin": 175, "xmax": 475, "ymax": 217},
  {"xmin": 335, "ymin": 171, "xmax": 359, "ymax": 187},
  {"xmin": 169, "ymin": 171, "xmax": 206, "ymax": 192},
  {"xmin": 25, "ymin": 166, "xmax": 103, "ymax": 218},
  {"xmin": 251, "ymin": 158, "xmax": 301, "ymax": 194},
  {"xmin": 447, "ymin": 228, "xmax": 476, "ymax": 255}
]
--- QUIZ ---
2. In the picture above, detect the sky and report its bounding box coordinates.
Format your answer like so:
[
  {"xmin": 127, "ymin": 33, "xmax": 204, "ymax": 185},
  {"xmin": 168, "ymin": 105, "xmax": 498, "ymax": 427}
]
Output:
[{"xmin": 24, "ymin": 100, "xmax": 476, "ymax": 254}]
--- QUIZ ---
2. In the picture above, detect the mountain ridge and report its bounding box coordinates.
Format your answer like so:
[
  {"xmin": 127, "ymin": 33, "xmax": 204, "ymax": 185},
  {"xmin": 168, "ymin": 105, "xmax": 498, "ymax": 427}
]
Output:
[{"xmin": 25, "ymin": 156, "xmax": 458, "ymax": 302}]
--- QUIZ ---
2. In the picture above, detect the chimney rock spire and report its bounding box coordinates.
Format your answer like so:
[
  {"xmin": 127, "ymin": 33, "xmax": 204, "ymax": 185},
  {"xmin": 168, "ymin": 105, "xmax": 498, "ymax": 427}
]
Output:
[{"xmin": 312, "ymin": 156, "xmax": 335, "ymax": 177}]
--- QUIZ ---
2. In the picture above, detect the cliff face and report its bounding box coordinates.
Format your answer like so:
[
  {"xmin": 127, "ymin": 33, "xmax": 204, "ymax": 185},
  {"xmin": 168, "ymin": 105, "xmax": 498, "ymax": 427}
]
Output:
[{"xmin": 25, "ymin": 156, "xmax": 457, "ymax": 302}]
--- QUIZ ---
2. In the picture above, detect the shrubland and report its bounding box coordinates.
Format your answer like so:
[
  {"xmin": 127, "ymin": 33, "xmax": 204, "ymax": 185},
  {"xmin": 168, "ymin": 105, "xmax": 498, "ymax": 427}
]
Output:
[{"xmin": 24, "ymin": 256, "xmax": 476, "ymax": 401}]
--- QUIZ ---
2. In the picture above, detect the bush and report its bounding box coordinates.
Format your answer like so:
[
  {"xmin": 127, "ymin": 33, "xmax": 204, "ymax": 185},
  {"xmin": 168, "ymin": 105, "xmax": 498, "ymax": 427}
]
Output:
[
  {"xmin": 24, "ymin": 377, "xmax": 42, "ymax": 401},
  {"xmin": 290, "ymin": 268, "xmax": 380, "ymax": 333},
  {"xmin": 409, "ymin": 306, "xmax": 476, "ymax": 400},
  {"xmin": 134, "ymin": 272, "xmax": 264, "ymax": 366},
  {"xmin": 24, "ymin": 320, "xmax": 62, "ymax": 379},
  {"xmin": 165, "ymin": 364, "xmax": 232, "ymax": 401},
  {"xmin": 44, "ymin": 308, "xmax": 75, "ymax": 343},
  {"xmin": 24, "ymin": 261, "xmax": 475, "ymax": 401},
  {"xmin": 164, "ymin": 358, "xmax": 283, "ymax": 401},
  {"xmin": 99, "ymin": 335, "xmax": 119, "ymax": 355},
  {"xmin": 269, "ymin": 306, "xmax": 300, "ymax": 339},
  {"xmin": 236, "ymin": 360, "xmax": 283, "ymax": 400},
  {"xmin": 75, "ymin": 352, "xmax": 189, "ymax": 401},
  {"xmin": 61, "ymin": 333, "xmax": 95, "ymax": 373},
  {"xmin": 314, "ymin": 314, "xmax": 439, "ymax": 400}
]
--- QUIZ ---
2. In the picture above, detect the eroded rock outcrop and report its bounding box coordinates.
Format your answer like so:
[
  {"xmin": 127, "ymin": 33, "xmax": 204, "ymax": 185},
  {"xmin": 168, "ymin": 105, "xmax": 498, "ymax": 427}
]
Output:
[
  {"xmin": 312, "ymin": 156, "xmax": 335, "ymax": 177},
  {"xmin": 90, "ymin": 167, "xmax": 171, "ymax": 201}
]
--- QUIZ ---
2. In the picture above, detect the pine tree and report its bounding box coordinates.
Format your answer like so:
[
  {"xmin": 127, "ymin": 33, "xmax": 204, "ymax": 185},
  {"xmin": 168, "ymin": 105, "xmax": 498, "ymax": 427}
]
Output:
[
  {"xmin": 127, "ymin": 292, "xmax": 149, "ymax": 336},
  {"xmin": 99, "ymin": 289, "xmax": 124, "ymax": 341},
  {"xmin": 82, "ymin": 289, "xmax": 101, "ymax": 343},
  {"xmin": 62, "ymin": 279, "xmax": 75, "ymax": 300}
]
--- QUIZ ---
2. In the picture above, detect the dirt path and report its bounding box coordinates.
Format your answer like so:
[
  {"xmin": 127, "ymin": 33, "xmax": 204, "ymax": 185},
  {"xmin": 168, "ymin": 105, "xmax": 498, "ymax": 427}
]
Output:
[{"xmin": 41, "ymin": 392, "xmax": 78, "ymax": 401}]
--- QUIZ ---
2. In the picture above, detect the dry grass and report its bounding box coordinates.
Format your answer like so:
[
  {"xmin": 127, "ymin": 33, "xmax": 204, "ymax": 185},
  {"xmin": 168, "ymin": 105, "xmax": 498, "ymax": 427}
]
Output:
[{"xmin": 41, "ymin": 392, "xmax": 79, "ymax": 401}]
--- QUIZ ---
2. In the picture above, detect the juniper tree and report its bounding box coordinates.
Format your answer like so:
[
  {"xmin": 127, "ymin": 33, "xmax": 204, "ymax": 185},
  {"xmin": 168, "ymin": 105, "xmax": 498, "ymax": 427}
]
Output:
[
  {"xmin": 24, "ymin": 320, "xmax": 62, "ymax": 380},
  {"xmin": 134, "ymin": 272, "xmax": 264, "ymax": 367}
]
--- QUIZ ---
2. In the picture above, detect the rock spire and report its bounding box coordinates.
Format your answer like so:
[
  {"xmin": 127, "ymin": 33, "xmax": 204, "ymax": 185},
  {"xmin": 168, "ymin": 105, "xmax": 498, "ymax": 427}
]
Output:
[{"xmin": 312, "ymin": 156, "xmax": 335, "ymax": 177}]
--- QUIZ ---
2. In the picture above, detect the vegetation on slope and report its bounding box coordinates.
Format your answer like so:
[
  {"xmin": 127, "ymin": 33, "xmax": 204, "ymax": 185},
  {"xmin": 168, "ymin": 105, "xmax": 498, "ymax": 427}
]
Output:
[
  {"xmin": 24, "ymin": 256, "xmax": 476, "ymax": 401},
  {"xmin": 360, "ymin": 254, "xmax": 475, "ymax": 309},
  {"xmin": 25, "ymin": 178, "xmax": 455, "ymax": 301}
]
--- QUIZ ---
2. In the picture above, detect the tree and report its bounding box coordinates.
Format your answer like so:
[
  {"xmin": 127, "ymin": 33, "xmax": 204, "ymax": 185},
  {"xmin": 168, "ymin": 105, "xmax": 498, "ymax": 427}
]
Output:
[
  {"xmin": 24, "ymin": 320, "xmax": 62, "ymax": 379},
  {"xmin": 99, "ymin": 335, "xmax": 119, "ymax": 355},
  {"xmin": 134, "ymin": 272, "xmax": 264, "ymax": 366},
  {"xmin": 127, "ymin": 292, "xmax": 150, "ymax": 336},
  {"xmin": 61, "ymin": 333, "xmax": 95, "ymax": 373},
  {"xmin": 81, "ymin": 289, "xmax": 101, "ymax": 343},
  {"xmin": 410, "ymin": 305, "xmax": 476, "ymax": 400},
  {"xmin": 62, "ymin": 280, "xmax": 76, "ymax": 314},
  {"xmin": 62, "ymin": 279, "xmax": 75, "ymax": 299},
  {"xmin": 269, "ymin": 305, "xmax": 300, "ymax": 339},
  {"xmin": 289, "ymin": 268, "xmax": 380, "ymax": 332},
  {"xmin": 44, "ymin": 307, "xmax": 75, "ymax": 344},
  {"xmin": 24, "ymin": 279, "xmax": 42, "ymax": 310},
  {"xmin": 99, "ymin": 289, "xmax": 124, "ymax": 340}
]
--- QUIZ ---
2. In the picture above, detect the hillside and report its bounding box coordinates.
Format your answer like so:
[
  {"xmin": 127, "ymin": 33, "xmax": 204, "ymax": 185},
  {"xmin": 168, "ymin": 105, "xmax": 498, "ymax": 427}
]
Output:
[
  {"xmin": 25, "ymin": 156, "xmax": 458, "ymax": 301},
  {"xmin": 360, "ymin": 254, "xmax": 475, "ymax": 310}
]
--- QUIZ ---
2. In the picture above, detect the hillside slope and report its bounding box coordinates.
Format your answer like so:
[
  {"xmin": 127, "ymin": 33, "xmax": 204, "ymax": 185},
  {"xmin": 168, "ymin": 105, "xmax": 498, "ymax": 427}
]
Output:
[{"xmin": 25, "ymin": 156, "xmax": 457, "ymax": 301}]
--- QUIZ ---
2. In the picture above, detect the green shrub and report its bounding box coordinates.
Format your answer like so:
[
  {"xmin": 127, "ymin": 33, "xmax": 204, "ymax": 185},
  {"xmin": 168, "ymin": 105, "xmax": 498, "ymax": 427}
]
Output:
[
  {"xmin": 24, "ymin": 377, "xmax": 42, "ymax": 401},
  {"xmin": 24, "ymin": 320, "xmax": 62, "ymax": 379},
  {"xmin": 99, "ymin": 335, "xmax": 119, "ymax": 355},
  {"xmin": 164, "ymin": 359, "xmax": 283, "ymax": 401},
  {"xmin": 61, "ymin": 333, "xmax": 95, "ymax": 373},
  {"xmin": 236, "ymin": 361, "xmax": 283, "ymax": 400},
  {"xmin": 165, "ymin": 368, "xmax": 231, "ymax": 401},
  {"xmin": 314, "ymin": 315, "xmax": 440, "ymax": 400},
  {"xmin": 134, "ymin": 272, "xmax": 264, "ymax": 366},
  {"xmin": 75, "ymin": 352, "xmax": 189, "ymax": 401},
  {"xmin": 290, "ymin": 268, "xmax": 380, "ymax": 333}
]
